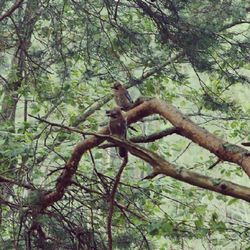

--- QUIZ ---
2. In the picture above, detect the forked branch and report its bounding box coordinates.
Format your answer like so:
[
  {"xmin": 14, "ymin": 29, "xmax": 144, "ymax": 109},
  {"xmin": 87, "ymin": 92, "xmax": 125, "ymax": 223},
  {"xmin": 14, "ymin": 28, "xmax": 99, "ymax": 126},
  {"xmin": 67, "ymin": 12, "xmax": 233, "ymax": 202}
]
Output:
[{"xmin": 39, "ymin": 98, "xmax": 250, "ymax": 210}]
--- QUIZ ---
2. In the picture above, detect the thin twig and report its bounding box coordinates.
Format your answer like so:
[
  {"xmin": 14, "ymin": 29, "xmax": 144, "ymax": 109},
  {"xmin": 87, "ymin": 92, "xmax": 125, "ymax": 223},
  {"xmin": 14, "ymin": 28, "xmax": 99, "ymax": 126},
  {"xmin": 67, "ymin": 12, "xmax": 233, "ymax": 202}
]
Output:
[
  {"xmin": 208, "ymin": 158, "xmax": 221, "ymax": 170},
  {"xmin": 107, "ymin": 155, "xmax": 128, "ymax": 250},
  {"xmin": 0, "ymin": 0, "xmax": 24, "ymax": 22}
]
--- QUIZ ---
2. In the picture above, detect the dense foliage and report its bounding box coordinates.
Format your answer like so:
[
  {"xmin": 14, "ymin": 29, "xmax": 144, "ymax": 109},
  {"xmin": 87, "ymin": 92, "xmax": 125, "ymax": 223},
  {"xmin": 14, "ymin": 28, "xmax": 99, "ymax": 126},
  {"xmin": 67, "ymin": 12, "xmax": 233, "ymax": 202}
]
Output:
[{"xmin": 0, "ymin": 0, "xmax": 249, "ymax": 249}]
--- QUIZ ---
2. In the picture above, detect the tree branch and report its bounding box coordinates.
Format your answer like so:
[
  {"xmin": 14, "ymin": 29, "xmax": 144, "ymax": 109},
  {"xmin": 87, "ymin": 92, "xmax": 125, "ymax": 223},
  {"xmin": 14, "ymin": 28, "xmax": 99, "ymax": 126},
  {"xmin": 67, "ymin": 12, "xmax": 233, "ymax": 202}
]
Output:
[
  {"xmin": 99, "ymin": 127, "xmax": 179, "ymax": 149},
  {"xmin": 0, "ymin": 174, "xmax": 34, "ymax": 190},
  {"xmin": 106, "ymin": 136, "xmax": 250, "ymax": 202},
  {"xmin": 38, "ymin": 98, "xmax": 250, "ymax": 211},
  {"xmin": 107, "ymin": 156, "xmax": 128, "ymax": 250},
  {"xmin": 0, "ymin": 0, "xmax": 24, "ymax": 22}
]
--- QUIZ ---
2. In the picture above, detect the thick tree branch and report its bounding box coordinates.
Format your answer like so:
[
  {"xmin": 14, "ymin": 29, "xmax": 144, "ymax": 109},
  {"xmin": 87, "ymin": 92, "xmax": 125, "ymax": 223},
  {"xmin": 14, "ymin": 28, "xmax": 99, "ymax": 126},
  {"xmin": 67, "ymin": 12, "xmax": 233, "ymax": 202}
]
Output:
[
  {"xmin": 40, "ymin": 98, "xmax": 250, "ymax": 210},
  {"xmin": 146, "ymin": 99, "xmax": 250, "ymax": 177},
  {"xmin": 105, "ymin": 136, "xmax": 250, "ymax": 202}
]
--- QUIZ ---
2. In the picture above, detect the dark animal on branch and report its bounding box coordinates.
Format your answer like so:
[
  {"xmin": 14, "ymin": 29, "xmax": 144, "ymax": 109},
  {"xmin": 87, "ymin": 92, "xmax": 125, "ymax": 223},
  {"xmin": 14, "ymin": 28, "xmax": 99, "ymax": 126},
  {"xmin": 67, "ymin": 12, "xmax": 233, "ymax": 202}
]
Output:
[{"xmin": 106, "ymin": 107, "xmax": 127, "ymax": 157}]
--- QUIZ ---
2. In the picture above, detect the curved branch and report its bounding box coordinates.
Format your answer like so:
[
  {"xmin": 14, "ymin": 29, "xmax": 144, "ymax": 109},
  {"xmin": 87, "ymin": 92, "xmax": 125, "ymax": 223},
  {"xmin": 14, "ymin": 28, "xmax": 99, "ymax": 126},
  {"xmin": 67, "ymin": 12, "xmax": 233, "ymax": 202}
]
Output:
[
  {"xmin": 99, "ymin": 127, "xmax": 179, "ymax": 149},
  {"xmin": 105, "ymin": 136, "xmax": 250, "ymax": 202},
  {"xmin": 41, "ymin": 98, "xmax": 250, "ymax": 210},
  {"xmin": 146, "ymin": 99, "xmax": 250, "ymax": 177}
]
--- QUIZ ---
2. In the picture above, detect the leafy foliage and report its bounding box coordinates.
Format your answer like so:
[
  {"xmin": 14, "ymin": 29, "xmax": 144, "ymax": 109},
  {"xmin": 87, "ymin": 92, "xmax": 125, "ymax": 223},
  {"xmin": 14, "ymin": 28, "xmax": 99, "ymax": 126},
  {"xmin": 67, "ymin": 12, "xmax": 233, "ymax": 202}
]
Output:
[{"xmin": 0, "ymin": 0, "xmax": 249, "ymax": 249}]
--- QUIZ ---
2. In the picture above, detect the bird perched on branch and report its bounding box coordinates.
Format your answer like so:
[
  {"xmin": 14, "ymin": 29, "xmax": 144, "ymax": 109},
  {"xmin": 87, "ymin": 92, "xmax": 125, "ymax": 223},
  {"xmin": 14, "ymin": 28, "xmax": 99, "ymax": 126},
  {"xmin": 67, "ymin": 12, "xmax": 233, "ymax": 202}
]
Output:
[
  {"xmin": 112, "ymin": 81, "xmax": 133, "ymax": 111},
  {"xmin": 106, "ymin": 107, "xmax": 127, "ymax": 157}
]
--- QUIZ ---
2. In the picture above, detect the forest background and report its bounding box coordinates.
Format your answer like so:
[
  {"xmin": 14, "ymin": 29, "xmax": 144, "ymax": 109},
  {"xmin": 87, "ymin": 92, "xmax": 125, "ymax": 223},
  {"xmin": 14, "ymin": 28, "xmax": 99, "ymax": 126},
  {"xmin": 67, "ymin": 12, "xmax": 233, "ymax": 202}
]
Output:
[{"xmin": 0, "ymin": 0, "xmax": 250, "ymax": 249}]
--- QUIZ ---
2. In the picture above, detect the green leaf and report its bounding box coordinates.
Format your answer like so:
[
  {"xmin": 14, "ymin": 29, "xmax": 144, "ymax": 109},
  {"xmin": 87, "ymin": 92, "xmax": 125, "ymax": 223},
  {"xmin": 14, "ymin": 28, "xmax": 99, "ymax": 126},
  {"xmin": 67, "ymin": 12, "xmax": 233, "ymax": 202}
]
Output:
[{"xmin": 227, "ymin": 198, "xmax": 238, "ymax": 206}]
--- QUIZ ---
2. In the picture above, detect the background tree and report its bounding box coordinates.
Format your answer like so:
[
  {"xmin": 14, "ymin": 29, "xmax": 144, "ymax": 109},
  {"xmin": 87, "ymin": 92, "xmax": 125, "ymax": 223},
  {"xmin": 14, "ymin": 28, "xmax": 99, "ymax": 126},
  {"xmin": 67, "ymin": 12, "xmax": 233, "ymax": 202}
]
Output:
[{"xmin": 0, "ymin": 0, "xmax": 249, "ymax": 249}]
